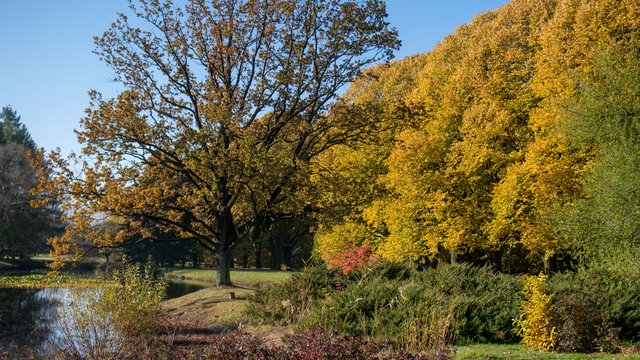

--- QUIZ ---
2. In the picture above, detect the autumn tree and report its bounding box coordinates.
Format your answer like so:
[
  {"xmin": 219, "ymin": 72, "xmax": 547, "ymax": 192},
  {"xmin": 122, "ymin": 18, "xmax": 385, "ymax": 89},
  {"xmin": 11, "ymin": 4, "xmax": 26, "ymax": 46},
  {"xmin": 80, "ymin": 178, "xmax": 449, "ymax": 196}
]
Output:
[
  {"xmin": 36, "ymin": 0, "xmax": 398, "ymax": 285},
  {"xmin": 491, "ymin": 0, "xmax": 640, "ymax": 272},
  {"xmin": 316, "ymin": 0, "xmax": 640, "ymax": 273},
  {"xmin": 312, "ymin": 54, "xmax": 426, "ymax": 263}
]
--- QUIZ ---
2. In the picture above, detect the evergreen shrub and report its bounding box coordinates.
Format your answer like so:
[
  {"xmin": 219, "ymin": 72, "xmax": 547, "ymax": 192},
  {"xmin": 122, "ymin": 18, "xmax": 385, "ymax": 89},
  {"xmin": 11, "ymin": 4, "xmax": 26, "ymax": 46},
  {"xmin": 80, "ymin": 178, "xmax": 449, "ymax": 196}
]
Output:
[{"xmin": 248, "ymin": 262, "xmax": 521, "ymax": 347}]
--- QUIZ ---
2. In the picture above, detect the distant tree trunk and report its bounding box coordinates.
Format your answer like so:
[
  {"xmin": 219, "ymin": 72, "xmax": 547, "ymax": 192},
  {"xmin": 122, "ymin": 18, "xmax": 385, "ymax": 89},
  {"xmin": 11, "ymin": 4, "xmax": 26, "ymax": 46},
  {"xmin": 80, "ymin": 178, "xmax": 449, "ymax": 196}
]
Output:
[
  {"xmin": 255, "ymin": 246, "xmax": 263, "ymax": 269},
  {"xmin": 542, "ymin": 252, "xmax": 552, "ymax": 274},
  {"xmin": 241, "ymin": 254, "xmax": 249, "ymax": 268},
  {"xmin": 192, "ymin": 252, "xmax": 200, "ymax": 268},
  {"xmin": 282, "ymin": 246, "xmax": 293, "ymax": 269},
  {"xmin": 492, "ymin": 247, "xmax": 504, "ymax": 272},
  {"xmin": 270, "ymin": 236, "xmax": 283, "ymax": 270},
  {"xmin": 450, "ymin": 250, "xmax": 458, "ymax": 264},
  {"xmin": 247, "ymin": 225, "xmax": 264, "ymax": 269},
  {"xmin": 104, "ymin": 253, "xmax": 111, "ymax": 263}
]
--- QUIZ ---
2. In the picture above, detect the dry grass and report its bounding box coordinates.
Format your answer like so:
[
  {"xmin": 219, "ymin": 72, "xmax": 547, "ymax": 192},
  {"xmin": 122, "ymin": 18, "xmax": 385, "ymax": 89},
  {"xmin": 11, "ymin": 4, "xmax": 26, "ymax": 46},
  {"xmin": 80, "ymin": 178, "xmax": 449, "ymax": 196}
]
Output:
[
  {"xmin": 163, "ymin": 286, "xmax": 252, "ymax": 324},
  {"xmin": 162, "ymin": 285, "xmax": 293, "ymax": 348}
]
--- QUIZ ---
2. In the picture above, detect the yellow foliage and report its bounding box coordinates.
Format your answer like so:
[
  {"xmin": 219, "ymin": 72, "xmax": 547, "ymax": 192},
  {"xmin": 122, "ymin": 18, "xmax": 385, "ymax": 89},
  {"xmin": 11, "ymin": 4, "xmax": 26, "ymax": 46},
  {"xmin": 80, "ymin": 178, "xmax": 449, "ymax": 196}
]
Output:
[
  {"xmin": 315, "ymin": 0, "xmax": 640, "ymax": 266},
  {"xmin": 514, "ymin": 273, "xmax": 556, "ymax": 352},
  {"xmin": 315, "ymin": 222, "xmax": 378, "ymax": 263}
]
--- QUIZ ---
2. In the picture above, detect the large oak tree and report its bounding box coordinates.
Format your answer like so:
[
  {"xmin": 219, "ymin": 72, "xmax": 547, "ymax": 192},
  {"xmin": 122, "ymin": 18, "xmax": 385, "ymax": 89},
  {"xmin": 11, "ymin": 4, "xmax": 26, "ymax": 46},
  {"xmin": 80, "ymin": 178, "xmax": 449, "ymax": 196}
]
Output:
[{"xmin": 37, "ymin": 0, "xmax": 398, "ymax": 285}]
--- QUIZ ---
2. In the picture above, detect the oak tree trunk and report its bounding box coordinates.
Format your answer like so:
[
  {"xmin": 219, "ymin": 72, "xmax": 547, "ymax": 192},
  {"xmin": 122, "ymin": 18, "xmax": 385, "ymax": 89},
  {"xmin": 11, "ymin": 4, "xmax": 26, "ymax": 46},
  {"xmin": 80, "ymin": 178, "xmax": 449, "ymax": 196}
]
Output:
[{"xmin": 216, "ymin": 246, "xmax": 232, "ymax": 286}]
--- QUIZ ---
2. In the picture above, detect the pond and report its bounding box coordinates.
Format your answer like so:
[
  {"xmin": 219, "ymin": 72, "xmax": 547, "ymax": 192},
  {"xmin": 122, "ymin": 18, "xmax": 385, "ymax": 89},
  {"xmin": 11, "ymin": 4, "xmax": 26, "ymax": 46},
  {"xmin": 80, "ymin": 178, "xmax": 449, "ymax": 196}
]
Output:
[
  {"xmin": 0, "ymin": 279, "xmax": 208, "ymax": 357},
  {"xmin": 165, "ymin": 278, "xmax": 210, "ymax": 299},
  {"xmin": 0, "ymin": 287, "xmax": 67, "ymax": 356}
]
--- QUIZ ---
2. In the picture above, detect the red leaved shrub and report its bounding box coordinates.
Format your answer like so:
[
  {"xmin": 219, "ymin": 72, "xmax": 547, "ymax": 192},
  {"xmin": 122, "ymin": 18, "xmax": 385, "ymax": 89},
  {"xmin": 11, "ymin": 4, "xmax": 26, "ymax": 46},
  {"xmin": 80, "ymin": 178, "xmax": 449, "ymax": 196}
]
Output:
[{"xmin": 327, "ymin": 243, "xmax": 375, "ymax": 274}]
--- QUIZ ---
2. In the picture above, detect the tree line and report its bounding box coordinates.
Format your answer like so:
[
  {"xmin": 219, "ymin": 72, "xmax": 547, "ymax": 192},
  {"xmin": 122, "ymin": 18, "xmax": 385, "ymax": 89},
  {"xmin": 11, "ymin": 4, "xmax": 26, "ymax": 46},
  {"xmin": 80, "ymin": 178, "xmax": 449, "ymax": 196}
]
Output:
[
  {"xmin": 314, "ymin": 0, "xmax": 640, "ymax": 276},
  {"xmin": 20, "ymin": 0, "xmax": 640, "ymax": 284}
]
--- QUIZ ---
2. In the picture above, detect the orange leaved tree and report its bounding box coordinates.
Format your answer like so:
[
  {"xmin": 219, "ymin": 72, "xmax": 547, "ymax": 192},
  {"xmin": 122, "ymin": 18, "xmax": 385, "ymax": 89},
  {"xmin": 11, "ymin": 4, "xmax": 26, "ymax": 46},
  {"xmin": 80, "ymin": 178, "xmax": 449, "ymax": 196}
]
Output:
[{"xmin": 35, "ymin": 0, "xmax": 399, "ymax": 285}]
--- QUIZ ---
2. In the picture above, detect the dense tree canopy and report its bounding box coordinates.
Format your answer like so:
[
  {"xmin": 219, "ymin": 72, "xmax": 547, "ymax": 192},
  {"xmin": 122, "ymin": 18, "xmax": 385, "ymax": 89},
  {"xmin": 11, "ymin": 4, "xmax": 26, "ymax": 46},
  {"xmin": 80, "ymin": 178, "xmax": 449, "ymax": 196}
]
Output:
[
  {"xmin": 557, "ymin": 43, "xmax": 640, "ymax": 275},
  {"xmin": 314, "ymin": 0, "xmax": 640, "ymax": 273},
  {"xmin": 36, "ymin": 0, "xmax": 399, "ymax": 285},
  {"xmin": 0, "ymin": 106, "xmax": 57, "ymax": 258},
  {"xmin": 29, "ymin": 0, "xmax": 640, "ymax": 278}
]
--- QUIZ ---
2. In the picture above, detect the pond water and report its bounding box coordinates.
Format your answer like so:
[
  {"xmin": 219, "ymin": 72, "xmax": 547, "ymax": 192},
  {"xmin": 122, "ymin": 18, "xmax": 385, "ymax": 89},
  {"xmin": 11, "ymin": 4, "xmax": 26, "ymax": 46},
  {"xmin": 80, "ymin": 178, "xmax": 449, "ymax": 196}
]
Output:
[
  {"xmin": 0, "ymin": 279, "xmax": 208, "ymax": 356},
  {"xmin": 165, "ymin": 279, "xmax": 209, "ymax": 299},
  {"xmin": 0, "ymin": 287, "xmax": 67, "ymax": 356}
]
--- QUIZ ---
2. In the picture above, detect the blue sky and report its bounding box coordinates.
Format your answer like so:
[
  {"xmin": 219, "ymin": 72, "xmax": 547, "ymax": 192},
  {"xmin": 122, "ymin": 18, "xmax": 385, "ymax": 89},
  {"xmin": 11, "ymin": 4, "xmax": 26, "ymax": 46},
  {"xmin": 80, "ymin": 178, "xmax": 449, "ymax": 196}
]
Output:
[{"xmin": 0, "ymin": 1, "xmax": 509, "ymax": 154}]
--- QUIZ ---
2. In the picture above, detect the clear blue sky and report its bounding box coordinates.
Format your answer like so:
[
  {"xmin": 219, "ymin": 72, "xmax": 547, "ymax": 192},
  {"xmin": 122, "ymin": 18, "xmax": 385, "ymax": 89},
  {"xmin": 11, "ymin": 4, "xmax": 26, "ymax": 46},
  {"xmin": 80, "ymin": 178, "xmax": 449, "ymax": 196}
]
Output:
[{"xmin": 0, "ymin": 1, "xmax": 509, "ymax": 154}]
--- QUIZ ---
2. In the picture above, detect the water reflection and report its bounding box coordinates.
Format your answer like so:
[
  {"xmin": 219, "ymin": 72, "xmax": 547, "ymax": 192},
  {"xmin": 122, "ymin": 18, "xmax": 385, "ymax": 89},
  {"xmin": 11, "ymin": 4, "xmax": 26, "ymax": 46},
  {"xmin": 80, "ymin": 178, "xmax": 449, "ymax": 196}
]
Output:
[
  {"xmin": 0, "ymin": 287, "xmax": 69, "ymax": 356},
  {"xmin": 165, "ymin": 279, "xmax": 208, "ymax": 299},
  {"xmin": 0, "ymin": 281, "xmax": 208, "ymax": 359},
  {"xmin": 0, "ymin": 280, "xmax": 206, "ymax": 357}
]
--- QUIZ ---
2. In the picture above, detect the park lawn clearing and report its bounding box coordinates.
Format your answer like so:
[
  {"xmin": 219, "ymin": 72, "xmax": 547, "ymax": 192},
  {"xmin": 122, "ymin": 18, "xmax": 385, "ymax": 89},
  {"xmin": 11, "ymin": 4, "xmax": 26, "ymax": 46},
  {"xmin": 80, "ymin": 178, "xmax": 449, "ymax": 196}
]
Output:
[
  {"xmin": 163, "ymin": 286, "xmax": 253, "ymax": 324},
  {"xmin": 162, "ymin": 267, "xmax": 291, "ymax": 288},
  {"xmin": 162, "ymin": 285, "xmax": 294, "ymax": 348},
  {"xmin": 161, "ymin": 271, "xmax": 295, "ymax": 346},
  {"xmin": 455, "ymin": 344, "xmax": 640, "ymax": 359}
]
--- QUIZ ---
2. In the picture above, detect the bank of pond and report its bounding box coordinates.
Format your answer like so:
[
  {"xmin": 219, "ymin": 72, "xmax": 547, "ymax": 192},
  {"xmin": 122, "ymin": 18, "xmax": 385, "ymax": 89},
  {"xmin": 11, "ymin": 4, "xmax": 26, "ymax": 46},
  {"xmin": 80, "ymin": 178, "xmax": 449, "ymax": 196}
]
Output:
[{"xmin": 0, "ymin": 276, "xmax": 206, "ymax": 357}]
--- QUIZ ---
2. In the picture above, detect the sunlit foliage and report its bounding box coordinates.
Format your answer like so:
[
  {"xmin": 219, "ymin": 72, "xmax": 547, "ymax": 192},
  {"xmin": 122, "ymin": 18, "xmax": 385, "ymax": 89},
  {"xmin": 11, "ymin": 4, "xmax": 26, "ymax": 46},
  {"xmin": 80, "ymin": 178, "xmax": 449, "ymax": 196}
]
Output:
[
  {"xmin": 315, "ymin": 0, "xmax": 640, "ymax": 272},
  {"xmin": 34, "ymin": 0, "xmax": 399, "ymax": 285}
]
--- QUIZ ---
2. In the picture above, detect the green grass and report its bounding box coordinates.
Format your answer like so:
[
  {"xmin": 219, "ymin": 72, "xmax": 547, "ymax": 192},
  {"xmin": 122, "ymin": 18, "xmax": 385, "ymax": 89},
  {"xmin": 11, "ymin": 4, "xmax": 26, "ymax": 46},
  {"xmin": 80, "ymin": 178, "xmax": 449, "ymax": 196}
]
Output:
[
  {"xmin": 163, "ymin": 286, "xmax": 255, "ymax": 324},
  {"xmin": 455, "ymin": 344, "xmax": 640, "ymax": 360},
  {"xmin": 161, "ymin": 267, "xmax": 291, "ymax": 288},
  {"xmin": 29, "ymin": 253, "xmax": 55, "ymax": 261}
]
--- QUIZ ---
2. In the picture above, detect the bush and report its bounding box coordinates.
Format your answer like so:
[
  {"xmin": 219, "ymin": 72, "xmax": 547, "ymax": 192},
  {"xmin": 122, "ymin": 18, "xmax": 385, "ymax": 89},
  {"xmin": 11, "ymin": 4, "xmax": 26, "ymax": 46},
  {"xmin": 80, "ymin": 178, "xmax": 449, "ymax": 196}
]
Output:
[
  {"xmin": 51, "ymin": 262, "xmax": 167, "ymax": 359},
  {"xmin": 513, "ymin": 274, "xmax": 556, "ymax": 352},
  {"xmin": 408, "ymin": 264, "xmax": 521, "ymax": 343},
  {"xmin": 300, "ymin": 275, "xmax": 408, "ymax": 339},
  {"xmin": 356, "ymin": 260, "xmax": 417, "ymax": 281},
  {"xmin": 551, "ymin": 268, "xmax": 640, "ymax": 342},
  {"xmin": 550, "ymin": 291, "xmax": 617, "ymax": 353},
  {"xmin": 245, "ymin": 262, "xmax": 344, "ymax": 325},
  {"xmin": 191, "ymin": 330, "xmax": 282, "ymax": 359},
  {"xmin": 260, "ymin": 262, "xmax": 521, "ymax": 348},
  {"xmin": 401, "ymin": 299, "xmax": 456, "ymax": 355},
  {"xmin": 327, "ymin": 243, "xmax": 374, "ymax": 275},
  {"xmin": 285, "ymin": 327, "xmax": 450, "ymax": 360},
  {"xmin": 101, "ymin": 262, "xmax": 166, "ymax": 337},
  {"xmin": 285, "ymin": 326, "xmax": 379, "ymax": 360},
  {"xmin": 163, "ymin": 327, "xmax": 451, "ymax": 359},
  {"xmin": 547, "ymin": 268, "xmax": 640, "ymax": 353}
]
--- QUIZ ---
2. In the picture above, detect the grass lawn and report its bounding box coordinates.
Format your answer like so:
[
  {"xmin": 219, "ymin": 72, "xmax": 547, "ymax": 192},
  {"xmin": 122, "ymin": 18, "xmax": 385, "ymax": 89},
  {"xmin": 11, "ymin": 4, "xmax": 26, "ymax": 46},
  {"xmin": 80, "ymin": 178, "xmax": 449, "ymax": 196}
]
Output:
[
  {"xmin": 162, "ymin": 285, "xmax": 294, "ymax": 347},
  {"xmin": 161, "ymin": 267, "xmax": 291, "ymax": 288},
  {"xmin": 455, "ymin": 344, "xmax": 640, "ymax": 360},
  {"xmin": 163, "ymin": 286, "xmax": 254, "ymax": 324}
]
